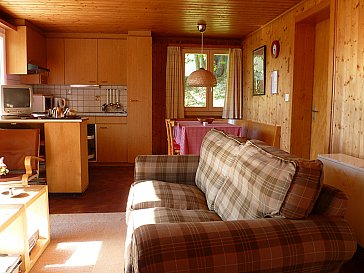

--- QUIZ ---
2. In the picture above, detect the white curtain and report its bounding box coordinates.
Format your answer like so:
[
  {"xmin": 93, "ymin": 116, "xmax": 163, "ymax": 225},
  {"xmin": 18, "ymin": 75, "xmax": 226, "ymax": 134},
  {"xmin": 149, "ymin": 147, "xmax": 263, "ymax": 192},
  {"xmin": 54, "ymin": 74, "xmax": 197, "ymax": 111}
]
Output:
[
  {"xmin": 166, "ymin": 46, "xmax": 184, "ymax": 118},
  {"xmin": 222, "ymin": 48, "xmax": 243, "ymax": 119}
]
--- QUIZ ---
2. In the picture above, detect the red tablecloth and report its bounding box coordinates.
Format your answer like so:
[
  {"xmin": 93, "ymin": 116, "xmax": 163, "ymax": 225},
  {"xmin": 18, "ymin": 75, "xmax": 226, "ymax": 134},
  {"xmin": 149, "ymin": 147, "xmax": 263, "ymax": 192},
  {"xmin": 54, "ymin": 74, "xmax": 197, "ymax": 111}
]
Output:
[{"xmin": 174, "ymin": 121, "xmax": 242, "ymax": 155}]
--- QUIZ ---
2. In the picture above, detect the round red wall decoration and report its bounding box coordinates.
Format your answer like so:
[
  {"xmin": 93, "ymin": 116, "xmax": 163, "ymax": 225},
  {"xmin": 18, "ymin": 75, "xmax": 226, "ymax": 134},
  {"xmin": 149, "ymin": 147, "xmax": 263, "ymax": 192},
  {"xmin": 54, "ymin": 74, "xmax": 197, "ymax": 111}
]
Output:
[{"xmin": 271, "ymin": 40, "xmax": 280, "ymax": 58}]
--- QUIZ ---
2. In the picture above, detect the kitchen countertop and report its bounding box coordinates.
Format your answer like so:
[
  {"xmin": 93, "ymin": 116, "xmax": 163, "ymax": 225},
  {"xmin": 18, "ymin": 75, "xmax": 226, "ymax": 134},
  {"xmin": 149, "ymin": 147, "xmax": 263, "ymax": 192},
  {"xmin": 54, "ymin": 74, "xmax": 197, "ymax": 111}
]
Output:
[
  {"xmin": 0, "ymin": 116, "xmax": 88, "ymax": 123},
  {"xmin": 0, "ymin": 112, "xmax": 127, "ymax": 123},
  {"xmin": 78, "ymin": 112, "xmax": 127, "ymax": 117}
]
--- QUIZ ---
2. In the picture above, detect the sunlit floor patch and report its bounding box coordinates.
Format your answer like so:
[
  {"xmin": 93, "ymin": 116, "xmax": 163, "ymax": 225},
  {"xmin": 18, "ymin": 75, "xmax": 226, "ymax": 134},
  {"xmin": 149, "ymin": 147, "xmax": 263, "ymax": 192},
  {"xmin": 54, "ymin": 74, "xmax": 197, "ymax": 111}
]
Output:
[{"xmin": 45, "ymin": 241, "xmax": 102, "ymax": 268}]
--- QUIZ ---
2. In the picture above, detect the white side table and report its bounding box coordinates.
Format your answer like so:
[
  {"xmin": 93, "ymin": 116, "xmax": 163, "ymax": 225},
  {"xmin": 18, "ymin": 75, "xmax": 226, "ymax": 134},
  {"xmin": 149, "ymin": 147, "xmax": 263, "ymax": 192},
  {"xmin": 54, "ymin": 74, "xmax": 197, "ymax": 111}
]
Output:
[{"xmin": 318, "ymin": 153, "xmax": 364, "ymax": 247}]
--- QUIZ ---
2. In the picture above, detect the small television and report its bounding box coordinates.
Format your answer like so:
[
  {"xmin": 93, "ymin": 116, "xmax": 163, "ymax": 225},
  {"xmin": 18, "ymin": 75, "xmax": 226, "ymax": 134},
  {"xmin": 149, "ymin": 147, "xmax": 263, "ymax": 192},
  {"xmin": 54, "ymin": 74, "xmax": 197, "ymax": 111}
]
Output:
[{"xmin": 0, "ymin": 85, "xmax": 33, "ymax": 116}]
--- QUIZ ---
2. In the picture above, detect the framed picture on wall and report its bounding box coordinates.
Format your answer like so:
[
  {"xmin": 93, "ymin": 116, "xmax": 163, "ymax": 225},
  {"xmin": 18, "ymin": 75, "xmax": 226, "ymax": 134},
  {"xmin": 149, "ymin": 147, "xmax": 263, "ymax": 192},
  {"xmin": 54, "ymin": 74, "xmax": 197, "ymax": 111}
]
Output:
[{"xmin": 253, "ymin": 45, "xmax": 266, "ymax": 95}]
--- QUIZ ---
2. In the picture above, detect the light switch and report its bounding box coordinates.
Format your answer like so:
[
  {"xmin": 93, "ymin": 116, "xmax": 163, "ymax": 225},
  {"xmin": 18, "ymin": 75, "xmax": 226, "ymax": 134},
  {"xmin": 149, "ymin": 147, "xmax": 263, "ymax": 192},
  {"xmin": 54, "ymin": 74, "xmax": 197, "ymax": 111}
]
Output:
[{"xmin": 284, "ymin": 93, "xmax": 289, "ymax": 102}]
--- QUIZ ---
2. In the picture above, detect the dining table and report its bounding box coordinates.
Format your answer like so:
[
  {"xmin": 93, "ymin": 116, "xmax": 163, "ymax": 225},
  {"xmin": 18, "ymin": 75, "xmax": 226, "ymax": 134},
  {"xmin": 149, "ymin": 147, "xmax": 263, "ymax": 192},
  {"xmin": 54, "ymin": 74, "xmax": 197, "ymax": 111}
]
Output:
[{"xmin": 173, "ymin": 121, "xmax": 242, "ymax": 155}]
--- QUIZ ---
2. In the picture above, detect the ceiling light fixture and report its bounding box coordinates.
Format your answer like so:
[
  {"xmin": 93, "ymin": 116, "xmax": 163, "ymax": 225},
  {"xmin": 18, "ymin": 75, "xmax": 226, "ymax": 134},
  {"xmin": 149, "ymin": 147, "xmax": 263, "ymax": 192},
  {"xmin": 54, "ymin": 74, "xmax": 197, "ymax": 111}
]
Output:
[{"xmin": 186, "ymin": 23, "xmax": 217, "ymax": 87}]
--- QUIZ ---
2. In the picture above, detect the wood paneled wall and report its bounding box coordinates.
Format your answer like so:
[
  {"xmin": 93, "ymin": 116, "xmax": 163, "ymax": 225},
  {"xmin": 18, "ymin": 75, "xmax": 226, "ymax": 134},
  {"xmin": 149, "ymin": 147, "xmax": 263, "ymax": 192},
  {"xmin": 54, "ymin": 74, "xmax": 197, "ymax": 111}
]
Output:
[
  {"xmin": 152, "ymin": 37, "xmax": 241, "ymax": 155},
  {"xmin": 242, "ymin": 11, "xmax": 295, "ymax": 152},
  {"xmin": 332, "ymin": 0, "xmax": 364, "ymax": 158},
  {"xmin": 243, "ymin": 0, "xmax": 364, "ymax": 158}
]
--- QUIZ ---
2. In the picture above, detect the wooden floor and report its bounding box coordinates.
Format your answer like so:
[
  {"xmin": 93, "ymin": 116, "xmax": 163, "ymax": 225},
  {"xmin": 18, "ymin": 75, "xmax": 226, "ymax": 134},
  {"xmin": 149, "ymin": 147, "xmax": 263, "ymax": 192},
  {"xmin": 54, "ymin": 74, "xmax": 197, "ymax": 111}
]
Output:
[
  {"xmin": 49, "ymin": 165, "xmax": 134, "ymax": 214},
  {"xmin": 48, "ymin": 165, "xmax": 363, "ymax": 272}
]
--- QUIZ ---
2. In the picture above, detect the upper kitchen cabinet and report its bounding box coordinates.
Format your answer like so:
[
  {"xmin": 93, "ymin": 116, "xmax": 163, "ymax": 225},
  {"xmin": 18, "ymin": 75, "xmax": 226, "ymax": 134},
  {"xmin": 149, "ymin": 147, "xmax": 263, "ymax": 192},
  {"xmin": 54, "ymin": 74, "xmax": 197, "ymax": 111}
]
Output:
[
  {"xmin": 6, "ymin": 25, "xmax": 47, "ymax": 74},
  {"xmin": 65, "ymin": 39, "xmax": 98, "ymax": 84},
  {"xmin": 46, "ymin": 38, "xmax": 65, "ymax": 84},
  {"xmin": 98, "ymin": 39, "xmax": 127, "ymax": 85}
]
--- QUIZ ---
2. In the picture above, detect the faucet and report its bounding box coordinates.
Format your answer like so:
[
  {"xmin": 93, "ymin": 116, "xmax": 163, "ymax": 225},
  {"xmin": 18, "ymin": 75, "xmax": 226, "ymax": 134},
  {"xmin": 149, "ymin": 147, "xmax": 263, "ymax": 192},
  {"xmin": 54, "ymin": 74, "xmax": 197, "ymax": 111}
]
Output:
[{"xmin": 102, "ymin": 103, "xmax": 108, "ymax": 112}]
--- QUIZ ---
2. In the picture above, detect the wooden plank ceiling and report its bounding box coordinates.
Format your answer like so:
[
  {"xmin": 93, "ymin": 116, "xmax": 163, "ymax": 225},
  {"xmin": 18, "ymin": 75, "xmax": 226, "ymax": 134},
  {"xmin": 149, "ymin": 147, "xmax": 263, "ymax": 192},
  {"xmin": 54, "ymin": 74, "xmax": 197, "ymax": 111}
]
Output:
[{"xmin": 0, "ymin": 0, "xmax": 304, "ymax": 38}]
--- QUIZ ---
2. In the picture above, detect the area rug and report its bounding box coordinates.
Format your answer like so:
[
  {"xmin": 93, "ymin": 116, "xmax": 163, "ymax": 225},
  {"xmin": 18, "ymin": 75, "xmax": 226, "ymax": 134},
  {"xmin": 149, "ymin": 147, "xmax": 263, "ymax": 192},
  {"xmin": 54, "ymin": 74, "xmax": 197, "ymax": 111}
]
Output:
[{"xmin": 30, "ymin": 212, "xmax": 126, "ymax": 273}]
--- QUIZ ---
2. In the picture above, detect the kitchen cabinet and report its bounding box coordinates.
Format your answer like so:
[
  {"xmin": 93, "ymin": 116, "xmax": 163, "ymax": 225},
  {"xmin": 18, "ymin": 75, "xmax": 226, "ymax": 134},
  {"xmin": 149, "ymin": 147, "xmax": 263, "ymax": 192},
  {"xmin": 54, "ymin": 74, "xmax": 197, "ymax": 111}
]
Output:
[
  {"xmin": 20, "ymin": 74, "xmax": 48, "ymax": 84},
  {"xmin": 65, "ymin": 38, "xmax": 98, "ymax": 84},
  {"xmin": 6, "ymin": 25, "xmax": 47, "ymax": 74},
  {"xmin": 127, "ymin": 32, "xmax": 152, "ymax": 163},
  {"xmin": 96, "ymin": 117, "xmax": 128, "ymax": 162},
  {"xmin": 46, "ymin": 38, "xmax": 65, "ymax": 84},
  {"xmin": 98, "ymin": 39, "xmax": 127, "ymax": 85}
]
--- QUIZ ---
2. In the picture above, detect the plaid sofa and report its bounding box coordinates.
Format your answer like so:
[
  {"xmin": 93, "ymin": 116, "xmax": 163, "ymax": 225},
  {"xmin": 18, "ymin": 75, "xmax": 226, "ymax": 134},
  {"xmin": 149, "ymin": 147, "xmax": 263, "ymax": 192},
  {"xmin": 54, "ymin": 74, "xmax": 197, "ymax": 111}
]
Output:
[{"xmin": 125, "ymin": 130, "xmax": 357, "ymax": 273}]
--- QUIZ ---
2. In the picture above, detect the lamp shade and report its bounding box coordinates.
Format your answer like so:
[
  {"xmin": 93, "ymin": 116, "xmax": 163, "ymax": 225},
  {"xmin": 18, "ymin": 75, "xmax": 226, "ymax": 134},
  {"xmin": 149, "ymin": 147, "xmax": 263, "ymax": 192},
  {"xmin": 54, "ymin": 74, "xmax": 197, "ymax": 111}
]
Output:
[{"xmin": 187, "ymin": 68, "xmax": 217, "ymax": 87}]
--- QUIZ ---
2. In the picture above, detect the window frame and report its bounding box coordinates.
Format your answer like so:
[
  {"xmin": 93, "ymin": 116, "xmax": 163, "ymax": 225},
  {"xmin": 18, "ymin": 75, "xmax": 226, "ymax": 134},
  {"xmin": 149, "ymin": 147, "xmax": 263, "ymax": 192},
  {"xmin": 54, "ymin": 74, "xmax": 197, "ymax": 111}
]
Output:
[
  {"xmin": 182, "ymin": 47, "xmax": 229, "ymax": 117},
  {"xmin": 0, "ymin": 29, "xmax": 5, "ymax": 85}
]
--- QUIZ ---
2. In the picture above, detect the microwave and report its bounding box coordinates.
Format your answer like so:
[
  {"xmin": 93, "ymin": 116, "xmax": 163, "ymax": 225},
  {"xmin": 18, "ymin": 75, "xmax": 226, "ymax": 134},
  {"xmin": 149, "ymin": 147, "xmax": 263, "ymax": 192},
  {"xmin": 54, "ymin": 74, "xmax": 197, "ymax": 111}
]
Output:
[{"xmin": 32, "ymin": 94, "xmax": 53, "ymax": 113}]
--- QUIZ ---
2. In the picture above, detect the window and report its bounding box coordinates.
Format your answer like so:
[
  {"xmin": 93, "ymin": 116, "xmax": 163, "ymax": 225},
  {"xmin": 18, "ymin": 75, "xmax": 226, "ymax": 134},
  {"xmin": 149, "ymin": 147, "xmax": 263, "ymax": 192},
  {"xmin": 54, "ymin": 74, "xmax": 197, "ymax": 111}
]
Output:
[
  {"xmin": 0, "ymin": 29, "xmax": 5, "ymax": 84},
  {"xmin": 183, "ymin": 48, "xmax": 229, "ymax": 116}
]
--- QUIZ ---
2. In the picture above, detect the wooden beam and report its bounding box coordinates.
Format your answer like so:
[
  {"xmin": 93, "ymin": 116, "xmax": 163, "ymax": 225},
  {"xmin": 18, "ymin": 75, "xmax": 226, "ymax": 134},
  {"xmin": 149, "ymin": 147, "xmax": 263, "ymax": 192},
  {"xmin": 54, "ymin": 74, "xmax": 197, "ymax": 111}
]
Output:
[{"xmin": 0, "ymin": 17, "xmax": 17, "ymax": 31}]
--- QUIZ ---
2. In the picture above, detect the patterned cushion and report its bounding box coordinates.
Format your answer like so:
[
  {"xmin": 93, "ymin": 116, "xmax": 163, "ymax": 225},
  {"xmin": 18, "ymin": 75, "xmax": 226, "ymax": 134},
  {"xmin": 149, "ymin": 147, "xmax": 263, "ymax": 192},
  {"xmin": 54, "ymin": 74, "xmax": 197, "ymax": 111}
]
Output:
[
  {"xmin": 250, "ymin": 140, "xmax": 323, "ymax": 219},
  {"xmin": 312, "ymin": 184, "xmax": 347, "ymax": 217},
  {"xmin": 195, "ymin": 129, "xmax": 242, "ymax": 210},
  {"xmin": 128, "ymin": 207, "xmax": 221, "ymax": 227},
  {"xmin": 215, "ymin": 141, "xmax": 297, "ymax": 220},
  {"xmin": 134, "ymin": 155, "xmax": 200, "ymax": 185},
  {"xmin": 125, "ymin": 208, "xmax": 221, "ymax": 273},
  {"xmin": 126, "ymin": 180, "xmax": 208, "ymax": 222}
]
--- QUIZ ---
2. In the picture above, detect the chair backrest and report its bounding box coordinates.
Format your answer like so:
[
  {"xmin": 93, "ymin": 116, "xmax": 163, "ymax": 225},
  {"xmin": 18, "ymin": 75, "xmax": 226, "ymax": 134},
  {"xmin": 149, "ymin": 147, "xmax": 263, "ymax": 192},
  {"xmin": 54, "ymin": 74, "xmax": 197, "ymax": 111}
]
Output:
[
  {"xmin": 226, "ymin": 119, "xmax": 281, "ymax": 147},
  {"xmin": 227, "ymin": 119, "xmax": 249, "ymax": 137},
  {"xmin": 247, "ymin": 121, "xmax": 281, "ymax": 148},
  {"xmin": 0, "ymin": 129, "xmax": 40, "ymax": 170},
  {"xmin": 165, "ymin": 119, "xmax": 173, "ymax": 155}
]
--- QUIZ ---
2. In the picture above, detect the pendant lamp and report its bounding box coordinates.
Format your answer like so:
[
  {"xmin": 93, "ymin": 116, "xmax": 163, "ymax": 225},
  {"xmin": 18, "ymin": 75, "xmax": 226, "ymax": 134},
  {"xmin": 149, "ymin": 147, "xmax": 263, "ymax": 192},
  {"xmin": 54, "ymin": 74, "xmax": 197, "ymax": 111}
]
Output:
[{"xmin": 187, "ymin": 23, "xmax": 217, "ymax": 87}]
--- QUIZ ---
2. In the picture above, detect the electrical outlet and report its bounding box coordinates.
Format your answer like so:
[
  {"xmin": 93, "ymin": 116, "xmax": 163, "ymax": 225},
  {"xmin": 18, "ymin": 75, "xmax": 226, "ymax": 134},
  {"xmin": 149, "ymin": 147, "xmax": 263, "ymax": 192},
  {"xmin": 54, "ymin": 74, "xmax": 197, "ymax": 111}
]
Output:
[
  {"xmin": 284, "ymin": 93, "xmax": 289, "ymax": 102},
  {"xmin": 95, "ymin": 95, "xmax": 101, "ymax": 101},
  {"xmin": 67, "ymin": 89, "xmax": 72, "ymax": 95}
]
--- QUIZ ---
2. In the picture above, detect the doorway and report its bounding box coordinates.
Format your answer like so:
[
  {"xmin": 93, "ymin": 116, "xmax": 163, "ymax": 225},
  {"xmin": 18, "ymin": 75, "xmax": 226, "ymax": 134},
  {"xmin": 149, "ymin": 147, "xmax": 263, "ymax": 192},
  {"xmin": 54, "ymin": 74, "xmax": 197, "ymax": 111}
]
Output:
[{"xmin": 290, "ymin": 1, "xmax": 333, "ymax": 159}]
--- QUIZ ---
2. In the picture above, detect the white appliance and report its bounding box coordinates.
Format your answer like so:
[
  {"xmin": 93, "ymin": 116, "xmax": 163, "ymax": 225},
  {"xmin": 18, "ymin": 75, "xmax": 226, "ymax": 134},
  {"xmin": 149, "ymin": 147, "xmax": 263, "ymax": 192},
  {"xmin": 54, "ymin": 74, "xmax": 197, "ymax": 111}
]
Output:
[{"xmin": 32, "ymin": 94, "xmax": 53, "ymax": 113}]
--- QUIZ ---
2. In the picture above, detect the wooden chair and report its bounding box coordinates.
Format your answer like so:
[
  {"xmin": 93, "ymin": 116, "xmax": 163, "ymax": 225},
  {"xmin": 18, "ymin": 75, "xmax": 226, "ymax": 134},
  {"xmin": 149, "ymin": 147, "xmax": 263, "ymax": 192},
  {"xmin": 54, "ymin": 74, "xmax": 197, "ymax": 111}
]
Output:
[
  {"xmin": 227, "ymin": 119, "xmax": 281, "ymax": 147},
  {"xmin": 165, "ymin": 119, "xmax": 180, "ymax": 155},
  {"xmin": 246, "ymin": 121, "xmax": 281, "ymax": 148},
  {"xmin": 0, "ymin": 128, "xmax": 44, "ymax": 186}
]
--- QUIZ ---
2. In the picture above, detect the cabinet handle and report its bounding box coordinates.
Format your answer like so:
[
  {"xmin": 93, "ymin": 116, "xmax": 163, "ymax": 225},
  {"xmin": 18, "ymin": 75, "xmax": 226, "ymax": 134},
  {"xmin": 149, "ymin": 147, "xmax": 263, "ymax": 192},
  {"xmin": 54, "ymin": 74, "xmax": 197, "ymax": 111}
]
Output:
[
  {"xmin": 99, "ymin": 126, "xmax": 108, "ymax": 129},
  {"xmin": 130, "ymin": 99, "xmax": 139, "ymax": 102},
  {"xmin": 100, "ymin": 80, "xmax": 108, "ymax": 83},
  {"xmin": 89, "ymin": 80, "xmax": 96, "ymax": 83}
]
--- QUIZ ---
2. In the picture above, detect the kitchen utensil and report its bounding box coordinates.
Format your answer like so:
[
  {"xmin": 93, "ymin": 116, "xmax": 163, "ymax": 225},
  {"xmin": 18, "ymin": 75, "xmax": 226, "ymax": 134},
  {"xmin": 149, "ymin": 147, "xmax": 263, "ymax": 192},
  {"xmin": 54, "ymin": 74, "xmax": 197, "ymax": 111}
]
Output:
[
  {"xmin": 54, "ymin": 97, "xmax": 66, "ymax": 108},
  {"xmin": 109, "ymin": 89, "xmax": 114, "ymax": 106},
  {"xmin": 115, "ymin": 89, "xmax": 121, "ymax": 108}
]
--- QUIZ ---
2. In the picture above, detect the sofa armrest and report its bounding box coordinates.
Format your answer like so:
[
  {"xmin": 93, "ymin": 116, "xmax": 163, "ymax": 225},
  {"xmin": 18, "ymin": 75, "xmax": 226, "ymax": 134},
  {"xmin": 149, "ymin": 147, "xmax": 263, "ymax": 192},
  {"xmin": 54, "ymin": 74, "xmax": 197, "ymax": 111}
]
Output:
[
  {"xmin": 134, "ymin": 155, "xmax": 199, "ymax": 185},
  {"xmin": 132, "ymin": 217, "xmax": 356, "ymax": 273}
]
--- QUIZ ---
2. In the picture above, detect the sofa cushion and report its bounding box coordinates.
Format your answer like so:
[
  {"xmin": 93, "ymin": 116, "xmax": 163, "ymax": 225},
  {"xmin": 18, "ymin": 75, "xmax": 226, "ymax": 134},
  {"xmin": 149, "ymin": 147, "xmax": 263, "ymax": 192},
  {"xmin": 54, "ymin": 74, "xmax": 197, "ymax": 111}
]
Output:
[
  {"xmin": 195, "ymin": 129, "xmax": 242, "ymax": 210},
  {"xmin": 311, "ymin": 184, "xmax": 348, "ymax": 217},
  {"xmin": 125, "ymin": 208, "xmax": 221, "ymax": 273},
  {"xmin": 215, "ymin": 141, "xmax": 297, "ymax": 220},
  {"xmin": 250, "ymin": 140, "xmax": 323, "ymax": 219},
  {"xmin": 128, "ymin": 207, "xmax": 221, "ymax": 227},
  {"xmin": 126, "ymin": 180, "xmax": 208, "ymax": 222}
]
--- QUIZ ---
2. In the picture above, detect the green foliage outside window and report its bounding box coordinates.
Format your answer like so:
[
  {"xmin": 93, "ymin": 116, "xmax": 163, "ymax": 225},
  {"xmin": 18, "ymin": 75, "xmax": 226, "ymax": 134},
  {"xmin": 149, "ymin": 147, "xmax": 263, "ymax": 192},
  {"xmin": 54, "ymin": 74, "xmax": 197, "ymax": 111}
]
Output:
[{"xmin": 184, "ymin": 52, "xmax": 229, "ymax": 108}]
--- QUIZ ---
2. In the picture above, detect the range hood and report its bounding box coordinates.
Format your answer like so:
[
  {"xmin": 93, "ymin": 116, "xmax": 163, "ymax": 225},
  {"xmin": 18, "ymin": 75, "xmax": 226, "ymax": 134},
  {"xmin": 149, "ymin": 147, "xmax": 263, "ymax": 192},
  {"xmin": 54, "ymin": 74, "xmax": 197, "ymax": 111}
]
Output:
[{"xmin": 27, "ymin": 63, "xmax": 50, "ymax": 74}]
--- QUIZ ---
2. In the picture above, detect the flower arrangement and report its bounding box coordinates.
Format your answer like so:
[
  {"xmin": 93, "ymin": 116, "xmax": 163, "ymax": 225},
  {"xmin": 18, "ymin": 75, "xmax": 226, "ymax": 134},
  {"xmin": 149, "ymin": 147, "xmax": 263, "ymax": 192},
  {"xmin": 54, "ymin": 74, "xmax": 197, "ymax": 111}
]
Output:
[{"xmin": 0, "ymin": 157, "xmax": 9, "ymax": 176}]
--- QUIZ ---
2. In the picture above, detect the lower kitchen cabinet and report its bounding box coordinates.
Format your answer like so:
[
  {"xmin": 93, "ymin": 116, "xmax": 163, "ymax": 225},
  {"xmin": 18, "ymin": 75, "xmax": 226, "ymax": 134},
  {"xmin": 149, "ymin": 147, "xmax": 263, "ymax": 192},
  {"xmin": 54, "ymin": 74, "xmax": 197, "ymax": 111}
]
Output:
[{"xmin": 96, "ymin": 123, "xmax": 128, "ymax": 162}]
